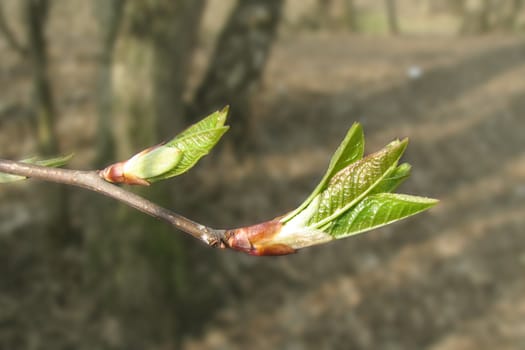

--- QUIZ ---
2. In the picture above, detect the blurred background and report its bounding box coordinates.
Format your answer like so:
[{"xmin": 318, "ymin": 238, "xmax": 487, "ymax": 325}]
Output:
[{"xmin": 1, "ymin": 0, "xmax": 524, "ymax": 349}]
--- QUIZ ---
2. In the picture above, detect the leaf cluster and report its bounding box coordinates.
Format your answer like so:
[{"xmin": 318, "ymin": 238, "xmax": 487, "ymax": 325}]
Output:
[{"xmin": 282, "ymin": 124, "xmax": 437, "ymax": 240}]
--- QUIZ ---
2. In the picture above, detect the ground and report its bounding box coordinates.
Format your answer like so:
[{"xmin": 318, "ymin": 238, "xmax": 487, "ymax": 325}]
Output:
[{"xmin": 1, "ymin": 26, "xmax": 525, "ymax": 350}]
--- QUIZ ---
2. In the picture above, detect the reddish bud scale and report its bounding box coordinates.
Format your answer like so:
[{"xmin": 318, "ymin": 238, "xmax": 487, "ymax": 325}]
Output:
[
  {"xmin": 99, "ymin": 161, "xmax": 151, "ymax": 186},
  {"xmin": 224, "ymin": 219, "xmax": 296, "ymax": 256}
]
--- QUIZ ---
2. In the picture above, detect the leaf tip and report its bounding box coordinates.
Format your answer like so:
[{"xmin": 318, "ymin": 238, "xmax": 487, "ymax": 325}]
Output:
[
  {"xmin": 385, "ymin": 137, "xmax": 409, "ymax": 163},
  {"xmin": 423, "ymin": 197, "xmax": 440, "ymax": 207},
  {"xmin": 214, "ymin": 105, "xmax": 230, "ymax": 126}
]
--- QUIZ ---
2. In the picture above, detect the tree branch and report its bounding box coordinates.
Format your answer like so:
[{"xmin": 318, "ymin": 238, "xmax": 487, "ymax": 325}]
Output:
[{"xmin": 0, "ymin": 159, "xmax": 225, "ymax": 247}]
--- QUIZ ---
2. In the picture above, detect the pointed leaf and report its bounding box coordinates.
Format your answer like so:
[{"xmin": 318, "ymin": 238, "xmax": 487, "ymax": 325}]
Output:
[
  {"xmin": 307, "ymin": 138, "xmax": 408, "ymax": 228},
  {"xmin": 370, "ymin": 162, "xmax": 411, "ymax": 194},
  {"xmin": 148, "ymin": 107, "xmax": 229, "ymax": 181},
  {"xmin": 149, "ymin": 126, "xmax": 229, "ymax": 180},
  {"xmin": 327, "ymin": 193, "xmax": 438, "ymax": 238},
  {"xmin": 100, "ymin": 108, "xmax": 229, "ymax": 184},
  {"xmin": 282, "ymin": 123, "xmax": 364, "ymax": 222},
  {"xmin": 167, "ymin": 106, "xmax": 228, "ymax": 145},
  {"xmin": 31, "ymin": 154, "xmax": 73, "ymax": 168},
  {"xmin": 326, "ymin": 123, "xmax": 365, "ymax": 176}
]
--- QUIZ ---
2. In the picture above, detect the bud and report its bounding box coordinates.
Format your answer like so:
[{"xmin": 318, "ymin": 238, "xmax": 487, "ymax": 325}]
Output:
[
  {"xmin": 223, "ymin": 123, "xmax": 437, "ymax": 256},
  {"xmin": 224, "ymin": 217, "xmax": 332, "ymax": 256},
  {"xmin": 100, "ymin": 144, "xmax": 181, "ymax": 185},
  {"xmin": 99, "ymin": 107, "xmax": 229, "ymax": 185}
]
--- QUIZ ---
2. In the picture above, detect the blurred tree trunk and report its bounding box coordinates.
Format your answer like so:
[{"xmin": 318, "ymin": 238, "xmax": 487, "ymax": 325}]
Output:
[
  {"xmin": 110, "ymin": 0, "xmax": 207, "ymax": 277},
  {"xmin": 23, "ymin": 0, "xmax": 58, "ymax": 155},
  {"xmin": 189, "ymin": 0, "xmax": 283, "ymax": 153},
  {"xmin": 109, "ymin": 0, "xmax": 206, "ymax": 343},
  {"xmin": 22, "ymin": 0, "xmax": 74, "ymax": 246},
  {"xmin": 344, "ymin": 0, "xmax": 358, "ymax": 32},
  {"xmin": 316, "ymin": 0, "xmax": 333, "ymax": 29},
  {"xmin": 493, "ymin": 0, "xmax": 523, "ymax": 31},
  {"xmin": 460, "ymin": 0, "xmax": 491, "ymax": 34},
  {"xmin": 384, "ymin": 0, "xmax": 400, "ymax": 35},
  {"xmin": 93, "ymin": 0, "xmax": 125, "ymax": 167},
  {"xmin": 441, "ymin": 0, "xmax": 465, "ymax": 16},
  {"xmin": 460, "ymin": 0, "xmax": 523, "ymax": 34},
  {"xmin": 0, "ymin": 0, "xmax": 28, "ymax": 56},
  {"xmin": 113, "ymin": 0, "xmax": 205, "ymax": 157}
]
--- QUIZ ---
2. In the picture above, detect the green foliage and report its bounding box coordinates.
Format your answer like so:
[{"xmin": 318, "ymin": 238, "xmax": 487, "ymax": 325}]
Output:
[
  {"xmin": 0, "ymin": 154, "xmax": 73, "ymax": 183},
  {"xmin": 100, "ymin": 107, "xmax": 229, "ymax": 185},
  {"xmin": 308, "ymin": 139, "xmax": 408, "ymax": 228},
  {"xmin": 370, "ymin": 162, "xmax": 411, "ymax": 194},
  {"xmin": 280, "ymin": 125, "xmax": 437, "ymax": 246},
  {"xmin": 327, "ymin": 193, "xmax": 437, "ymax": 238},
  {"xmin": 149, "ymin": 106, "xmax": 229, "ymax": 181},
  {"xmin": 283, "ymin": 123, "xmax": 364, "ymax": 222}
]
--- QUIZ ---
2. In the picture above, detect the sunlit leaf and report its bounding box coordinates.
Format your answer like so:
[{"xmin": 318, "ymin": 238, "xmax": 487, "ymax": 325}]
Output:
[
  {"xmin": 100, "ymin": 108, "xmax": 229, "ymax": 184},
  {"xmin": 168, "ymin": 106, "xmax": 229, "ymax": 142},
  {"xmin": 201, "ymin": 123, "xmax": 437, "ymax": 256},
  {"xmin": 282, "ymin": 123, "xmax": 364, "ymax": 222},
  {"xmin": 326, "ymin": 193, "xmax": 438, "ymax": 238},
  {"xmin": 149, "ymin": 127, "xmax": 229, "ymax": 181},
  {"xmin": 306, "ymin": 138, "xmax": 408, "ymax": 228},
  {"xmin": 370, "ymin": 162, "xmax": 411, "ymax": 194},
  {"xmin": 148, "ymin": 107, "xmax": 229, "ymax": 180}
]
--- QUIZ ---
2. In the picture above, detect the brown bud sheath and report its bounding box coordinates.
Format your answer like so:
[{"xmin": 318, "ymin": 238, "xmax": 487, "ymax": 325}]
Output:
[
  {"xmin": 99, "ymin": 161, "xmax": 151, "ymax": 186},
  {"xmin": 224, "ymin": 219, "xmax": 296, "ymax": 256}
]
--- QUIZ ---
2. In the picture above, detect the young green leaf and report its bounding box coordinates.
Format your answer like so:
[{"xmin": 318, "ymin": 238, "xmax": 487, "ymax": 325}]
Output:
[
  {"xmin": 326, "ymin": 193, "xmax": 438, "ymax": 238},
  {"xmin": 149, "ymin": 126, "xmax": 229, "ymax": 181},
  {"xmin": 100, "ymin": 108, "xmax": 229, "ymax": 185},
  {"xmin": 370, "ymin": 162, "xmax": 411, "ymax": 194},
  {"xmin": 169, "ymin": 106, "xmax": 229, "ymax": 142},
  {"xmin": 33, "ymin": 154, "xmax": 73, "ymax": 168},
  {"xmin": 225, "ymin": 124, "xmax": 436, "ymax": 256},
  {"xmin": 0, "ymin": 173, "xmax": 25, "ymax": 183},
  {"xmin": 282, "ymin": 123, "xmax": 364, "ymax": 222},
  {"xmin": 306, "ymin": 138, "xmax": 408, "ymax": 228},
  {"xmin": 148, "ymin": 107, "xmax": 229, "ymax": 181},
  {"xmin": 0, "ymin": 154, "xmax": 73, "ymax": 183}
]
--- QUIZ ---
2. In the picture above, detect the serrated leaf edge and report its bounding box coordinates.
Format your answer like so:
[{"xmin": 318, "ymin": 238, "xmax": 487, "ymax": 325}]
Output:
[
  {"xmin": 282, "ymin": 123, "xmax": 364, "ymax": 223},
  {"xmin": 329, "ymin": 193, "xmax": 438, "ymax": 238},
  {"xmin": 309, "ymin": 139, "xmax": 408, "ymax": 229}
]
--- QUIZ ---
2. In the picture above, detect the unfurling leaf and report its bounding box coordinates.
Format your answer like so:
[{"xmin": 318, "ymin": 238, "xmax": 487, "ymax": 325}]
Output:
[
  {"xmin": 370, "ymin": 162, "xmax": 411, "ymax": 194},
  {"xmin": 283, "ymin": 123, "xmax": 364, "ymax": 222},
  {"xmin": 152, "ymin": 108, "xmax": 229, "ymax": 180},
  {"xmin": 121, "ymin": 145, "xmax": 182, "ymax": 180},
  {"xmin": 224, "ymin": 124, "xmax": 437, "ymax": 256},
  {"xmin": 0, "ymin": 154, "xmax": 73, "ymax": 183},
  {"xmin": 306, "ymin": 138, "xmax": 408, "ymax": 228},
  {"xmin": 326, "ymin": 193, "xmax": 438, "ymax": 238},
  {"xmin": 100, "ymin": 107, "xmax": 229, "ymax": 185}
]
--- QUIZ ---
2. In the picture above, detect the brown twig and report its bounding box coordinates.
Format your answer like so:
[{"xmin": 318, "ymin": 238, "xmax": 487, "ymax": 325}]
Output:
[{"xmin": 0, "ymin": 159, "xmax": 225, "ymax": 247}]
